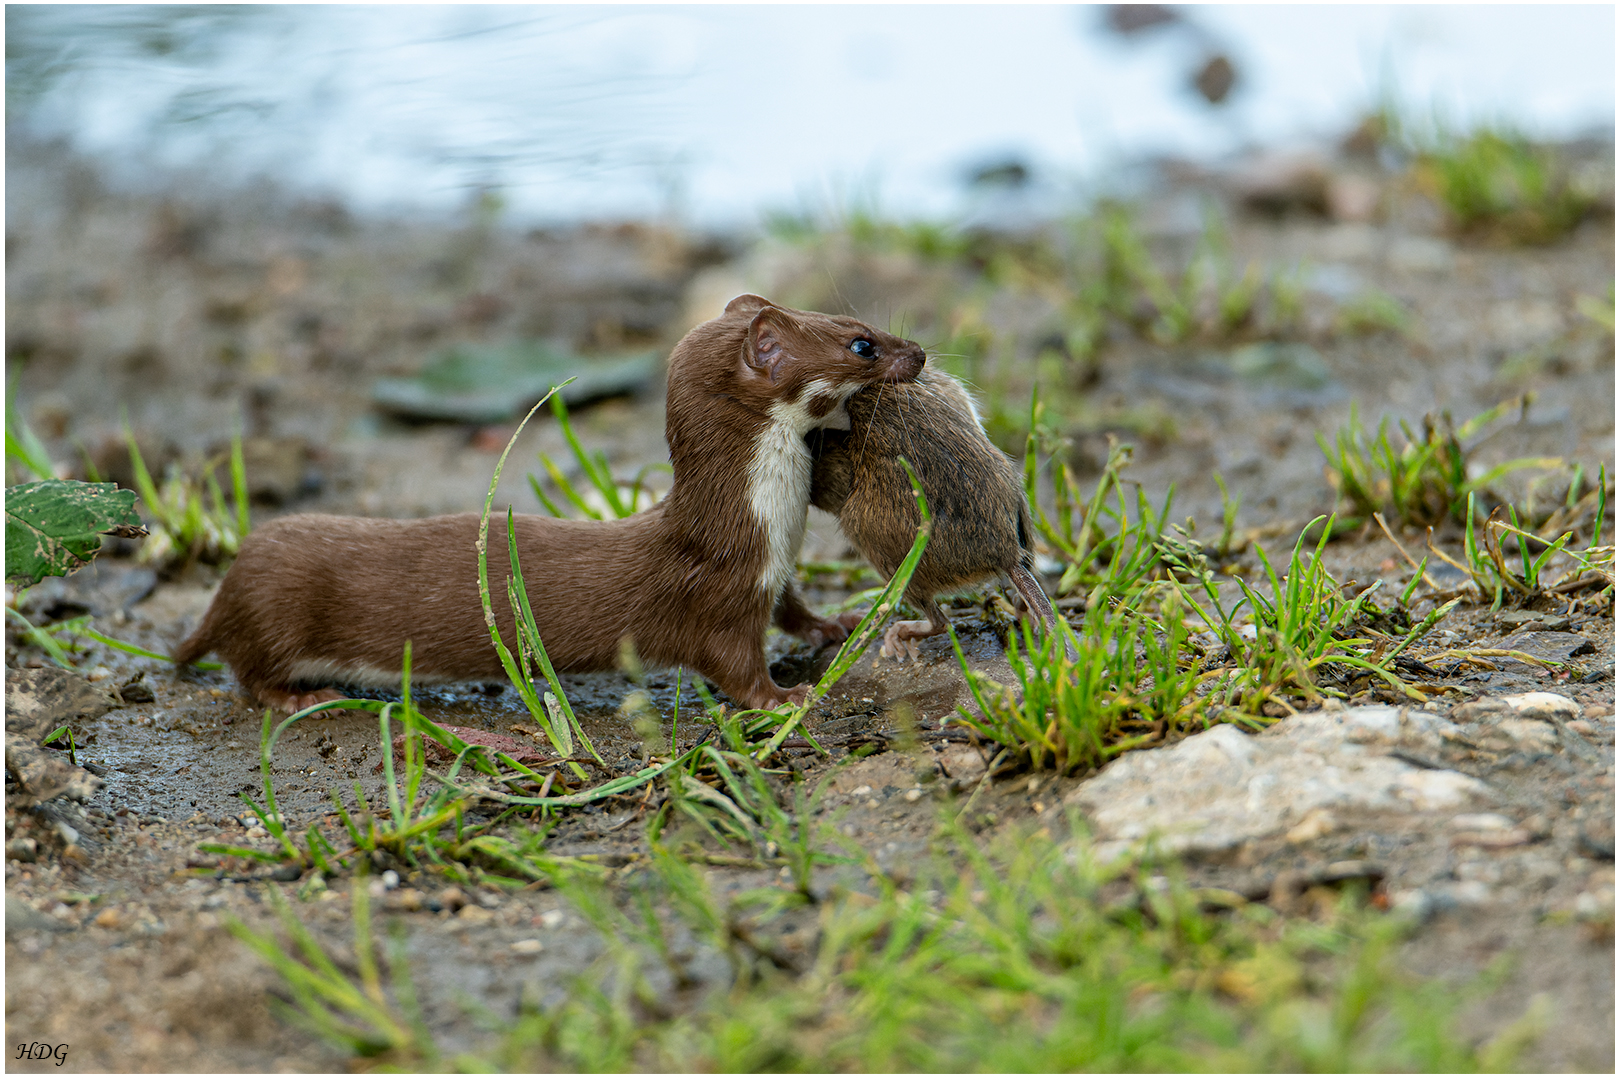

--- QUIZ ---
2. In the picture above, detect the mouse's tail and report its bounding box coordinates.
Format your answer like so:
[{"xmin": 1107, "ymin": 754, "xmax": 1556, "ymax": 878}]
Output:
[
  {"xmin": 1012, "ymin": 498, "xmax": 1077, "ymax": 663},
  {"xmin": 1007, "ymin": 562, "xmax": 1075, "ymax": 664}
]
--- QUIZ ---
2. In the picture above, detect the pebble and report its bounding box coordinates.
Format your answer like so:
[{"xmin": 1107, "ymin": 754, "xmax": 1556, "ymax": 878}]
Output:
[
  {"xmin": 1573, "ymin": 888, "xmax": 1614, "ymax": 922},
  {"xmin": 457, "ymin": 905, "xmax": 494, "ymax": 924},
  {"xmin": 904, "ymin": 788, "xmax": 924, "ymax": 803},
  {"xmin": 1449, "ymin": 813, "xmax": 1515, "ymax": 832},
  {"xmin": 1387, "ymin": 236, "xmax": 1454, "ymax": 274},
  {"xmin": 1285, "ymin": 808, "xmax": 1339, "ymax": 843},
  {"xmin": 510, "ymin": 938, "xmax": 543, "ymax": 954},
  {"xmin": 388, "ymin": 889, "xmax": 425, "ymax": 912}
]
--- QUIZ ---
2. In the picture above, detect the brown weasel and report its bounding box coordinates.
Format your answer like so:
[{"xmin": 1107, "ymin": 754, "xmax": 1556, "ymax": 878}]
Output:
[
  {"xmin": 804, "ymin": 367, "xmax": 1062, "ymax": 661},
  {"xmin": 173, "ymin": 294, "xmax": 926, "ymax": 713}
]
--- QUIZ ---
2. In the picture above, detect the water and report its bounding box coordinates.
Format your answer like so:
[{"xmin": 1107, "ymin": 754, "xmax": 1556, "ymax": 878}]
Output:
[{"xmin": 8, "ymin": 4, "xmax": 1614, "ymax": 227}]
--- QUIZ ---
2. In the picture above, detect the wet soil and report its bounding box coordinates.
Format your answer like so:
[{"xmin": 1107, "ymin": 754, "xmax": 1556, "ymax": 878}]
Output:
[{"xmin": 5, "ymin": 138, "xmax": 1614, "ymax": 1071}]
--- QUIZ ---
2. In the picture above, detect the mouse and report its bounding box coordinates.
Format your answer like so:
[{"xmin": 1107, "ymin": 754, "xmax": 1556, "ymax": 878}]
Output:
[
  {"xmin": 801, "ymin": 366, "xmax": 1063, "ymax": 661},
  {"xmin": 173, "ymin": 294, "xmax": 926, "ymax": 713}
]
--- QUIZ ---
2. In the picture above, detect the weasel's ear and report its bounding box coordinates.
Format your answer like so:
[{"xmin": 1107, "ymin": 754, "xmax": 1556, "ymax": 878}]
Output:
[
  {"xmin": 744, "ymin": 307, "xmax": 794, "ymax": 379},
  {"xmin": 725, "ymin": 293, "xmax": 773, "ymax": 316}
]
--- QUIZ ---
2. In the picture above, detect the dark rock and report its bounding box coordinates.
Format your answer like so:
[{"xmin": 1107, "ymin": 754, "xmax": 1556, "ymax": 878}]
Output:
[
  {"xmin": 1192, "ymin": 54, "xmax": 1236, "ymax": 105},
  {"xmin": 4, "ymin": 897, "xmax": 71, "ymax": 935},
  {"xmin": 5, "ymin": 669, "xmax": 112, "ymax": 806},
  {"xmin": 6, "ymin": 668, "xmax": 116, "ymax": 738},
  {"xmin": 1103, "ymin": 4, "xmax": 1180, "ymax": 35},
  {"xmin": 16, "ymin": 561, "xmax": 156, "ymax": 619},
  {"xmin": 371, "ymin": 343, "xmax": 659, "ymax": 424},
  {"xmin": 1494, "ymin": 631, "xmax": 1596, "ymax": 662},
  {"xmin": 1578, "ymin": 818, "xmax": 1615, "ymax": 861}
]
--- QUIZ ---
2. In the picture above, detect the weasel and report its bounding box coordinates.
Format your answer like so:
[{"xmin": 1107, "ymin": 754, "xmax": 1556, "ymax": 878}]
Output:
[
  {"xmin": 803, "ymin": 367, "xmax": 1062, "ymax": 660},
  {"xmin": 173, "ymin": 295, "xmax": 926, "ymax": 713}
]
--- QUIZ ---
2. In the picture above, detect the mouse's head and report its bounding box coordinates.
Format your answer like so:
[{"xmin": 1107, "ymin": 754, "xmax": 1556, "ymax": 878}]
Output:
[{"xmin": 668, "ymin": 295, "xmax": 925, "ymax": 441}]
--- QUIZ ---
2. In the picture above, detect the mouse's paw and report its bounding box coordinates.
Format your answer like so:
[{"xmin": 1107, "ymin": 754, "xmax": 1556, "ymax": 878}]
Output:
[{"xmin": 879, "ymin": 621, "xmax": 928, "ymax": 663}]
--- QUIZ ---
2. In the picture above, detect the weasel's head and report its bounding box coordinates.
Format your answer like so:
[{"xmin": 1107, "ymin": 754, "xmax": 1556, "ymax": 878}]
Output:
[
  {"xmin": 723, "ymin": 294, "xmax": 925, "ymax": 426},
  {"xmin": 666, "ymin": 295, "xmax": 926, "ymax": 454}
]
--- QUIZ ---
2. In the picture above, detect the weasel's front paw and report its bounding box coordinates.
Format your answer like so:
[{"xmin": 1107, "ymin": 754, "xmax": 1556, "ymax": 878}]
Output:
[{"xmin": 781, "ymin": 682, "xmax": 813, "ymax": 707}]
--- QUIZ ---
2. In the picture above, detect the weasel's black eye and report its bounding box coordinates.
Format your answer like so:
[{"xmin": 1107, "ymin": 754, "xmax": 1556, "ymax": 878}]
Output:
[{"xmin": 849, "ymin": 338, "xmax": 877, "ymax": 359}]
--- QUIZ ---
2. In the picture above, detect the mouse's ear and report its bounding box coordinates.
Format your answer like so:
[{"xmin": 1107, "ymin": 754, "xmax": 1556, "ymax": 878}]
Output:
[
  {"xmin": 725, "ymin": 293, "xmax": 773, "ymax": 316},
  {"xmin": 744, "ymin": 306, "xmax": 796, "ymax": 380}
]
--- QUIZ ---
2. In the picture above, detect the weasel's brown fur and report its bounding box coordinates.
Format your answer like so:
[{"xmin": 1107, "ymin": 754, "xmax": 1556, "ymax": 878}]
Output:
[
  {"xmin": 805, "ymin": 367, "xmax": 1062, "ymax": 659},
  {"xmin": 174, "ymin": 295, "xmax": 925, "ymax": 712}
]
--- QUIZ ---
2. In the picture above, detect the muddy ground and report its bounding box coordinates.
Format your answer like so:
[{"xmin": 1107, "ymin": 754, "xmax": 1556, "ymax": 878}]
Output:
[{"xmin": 5, "ymin": 134, "xmax": 1615, "ymax": 1071}]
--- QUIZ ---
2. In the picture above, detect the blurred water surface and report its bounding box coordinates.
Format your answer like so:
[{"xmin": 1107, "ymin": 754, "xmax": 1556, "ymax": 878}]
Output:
[{"xmin": 7, "ymin": 4, "xmax": 1614, "ymax": 226}]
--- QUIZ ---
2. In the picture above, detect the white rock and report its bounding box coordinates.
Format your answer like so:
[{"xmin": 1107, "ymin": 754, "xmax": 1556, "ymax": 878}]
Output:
[{"xmin": 1064, "ymin": 707, "xmax": 1494, "ymax": 856}]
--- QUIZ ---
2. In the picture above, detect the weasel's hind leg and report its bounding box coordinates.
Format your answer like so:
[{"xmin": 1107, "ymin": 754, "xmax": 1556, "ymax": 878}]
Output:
[
  {"xmin": 879, "ymin": 599, "xmax": 950, "ymax": 662},
  {"xmin": 246, "ymin": 683, "xmax": 357, "ymax": 718}
]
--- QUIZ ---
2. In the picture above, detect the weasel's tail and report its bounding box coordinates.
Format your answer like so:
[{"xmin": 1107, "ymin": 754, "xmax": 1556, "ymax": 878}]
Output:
[{"xmin": 170, "ymin": 614, "xmax": 217, "ymax": 666}]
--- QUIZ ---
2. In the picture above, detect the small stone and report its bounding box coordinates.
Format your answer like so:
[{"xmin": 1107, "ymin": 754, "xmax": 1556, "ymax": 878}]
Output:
[
  {"xmin": 1285, "ymin": 808, "xmax": 1339, "ymax": 844},
  {"xmin": 457, "ymin": 905, "xmax": 494, "ymax": 924},
  {"xmin": 850, "ymin": 785, "xmax": 872, "ymax": 797},
  {"xmin": 1568, "ymin": 719, "xmax": 1597, "ymax": 736},
  {"xmin": 94, "ymin": 907, "xmax": 123, "ymax": 929},
  {"xmin": 1388, "ymin": 888, "xmax": 1433, "ymax": 923},
  {"xmin": 1498, "ymin": 692, "xmax": 1583, "ymax": 723},
  {"xmin": 1573, "ymin": 888, "xmax": 1615, "ymax": 922},
  {"xmin": 1581, "ymin": 703, "xmax": 1611, "ymax": 719},
  {"xmin": 6, "ymin": 837, "xmax": 39, "ymax": 863},
  {"xmin": 1450, "ymin": 829, "xmax": 1532, "ymax": 850},
  {"xmin": 54, "ymin": 822, "xmax": 80, "ymax": 846},
  {"xmin": 1437, "ymin": 880, "xmax": 1492, "ymax": 908},
  {"xmin": 1387, "ymin": 236, "xmax": 1454, "ymax": 275},
  {"xmin": 61, "ymin": 844, "xmax": 89, "ymax": 866},
  {"xmin": 904, "ymin": 788, "xmax": 924, "ymax": 803},
  {"xmin": 440, "ymin": 887, "xmax": 468, "ymax": 912},
  {"xmin": 539, "ymin": 909, "xmax": 565, "ymax": 929},
  {"xmin": 390, "ymin": 888, "xmax": 424, "ymax": 912},
  {"xmin": 510, "ymin": 938, "xmax": 543, "ymax": 954},
  {"xmin": 1449, "ymin": 813, "xmax": 1515, "ymax": 832}
]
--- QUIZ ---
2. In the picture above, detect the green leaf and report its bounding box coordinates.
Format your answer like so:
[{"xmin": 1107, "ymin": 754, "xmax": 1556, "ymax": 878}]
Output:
[{"xmin": 4, "ymin": 480, "xmax": 147, "ymax": 586}]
